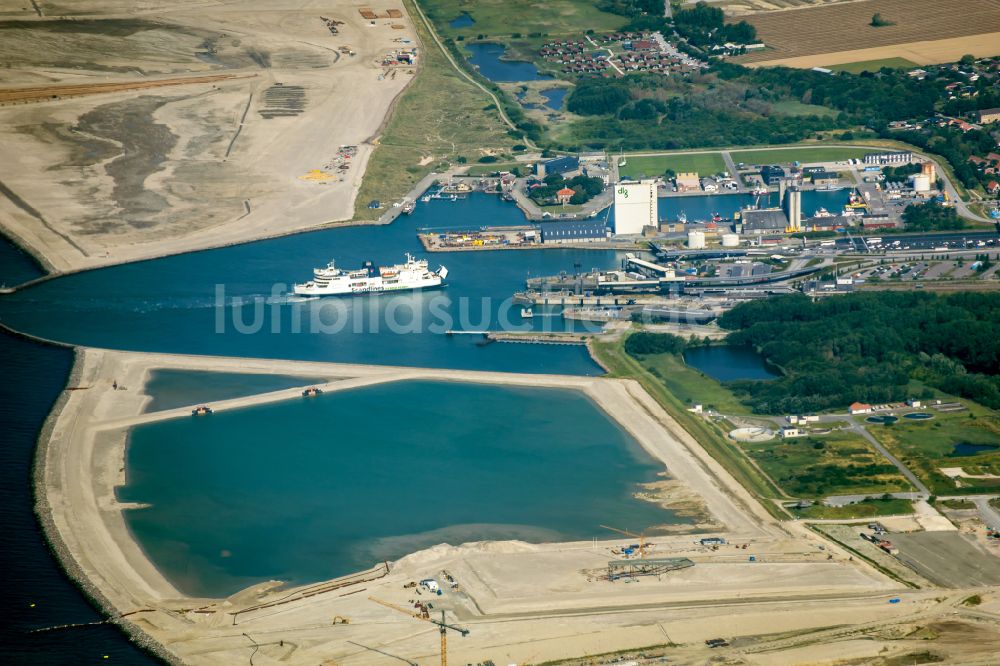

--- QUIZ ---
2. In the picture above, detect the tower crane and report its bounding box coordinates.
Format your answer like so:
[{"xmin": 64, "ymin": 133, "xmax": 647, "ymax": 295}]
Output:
[
  {"xmin": 368, "ymin": 596, "xmax": 468, "ymax": 666},
  {"xmin": 600, "ymin": 524, "xmax": 648, "ymax": 558}
]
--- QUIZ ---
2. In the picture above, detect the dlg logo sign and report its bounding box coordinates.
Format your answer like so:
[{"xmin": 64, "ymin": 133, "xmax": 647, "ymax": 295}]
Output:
[{"xmin": 617, "ymin": 186, "xmax": 628, "ymax": 198}]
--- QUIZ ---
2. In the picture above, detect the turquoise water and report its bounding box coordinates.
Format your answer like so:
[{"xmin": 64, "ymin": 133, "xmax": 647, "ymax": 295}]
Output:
[
  {"xmin": 683, "ymin": 346, "xmax": 778, "ymax": 382},
  {"xmin": 120, "ymin": 380, "xmax": 680, "ymax": 597},
  {"xmin": 0, "ymin": 193, "xmax": 618, "ymax": 374},
  {"xmin": 466, "ymin": 43, "xmax": 552, "ymax": 82},
  {"xmin": 143, "ymin": 370, "xmax": 330, "ymax": 412}
]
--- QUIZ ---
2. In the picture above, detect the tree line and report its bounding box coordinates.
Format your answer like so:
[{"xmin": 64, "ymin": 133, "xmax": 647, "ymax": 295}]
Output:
[{"xmin": 717, "ymin": 292, "xmax": 1000, "ymax": 413}]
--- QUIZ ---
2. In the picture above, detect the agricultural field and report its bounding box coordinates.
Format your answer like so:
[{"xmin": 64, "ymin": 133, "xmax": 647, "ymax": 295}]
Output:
[
  {"xmin": 828, "ymin": 57, "xmax": 918, "ymax": 73},
  {"xmin": 867, "ymin": 408, "xmax": 1000, "ymax": 496},
  {"xmin": 742, "ymin": 430, "xmax": 913, "ymax": 498},
  {"xmin": 422, "ymin": 0, "xmax": 627, "ymax": 39},
  {"xmin": 619, "ymin": 153, "xmax": 727, "ymax": 179},
  {"xmin": 729, "ymin": 145, "xmax": 870, "ymax": 164},
  {"xmin": 718, "ymin": 0, "xmax": 861, "ymax": 16},
  {"xmin": 734, "ymin": 0, "xmax": 1000, "ymax": 67}
]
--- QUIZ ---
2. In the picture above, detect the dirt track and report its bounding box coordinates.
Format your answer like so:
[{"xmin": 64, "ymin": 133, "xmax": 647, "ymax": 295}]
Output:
[{"xmin": 0, "ymin": 73, "xmax": 246, "ymax": 105}]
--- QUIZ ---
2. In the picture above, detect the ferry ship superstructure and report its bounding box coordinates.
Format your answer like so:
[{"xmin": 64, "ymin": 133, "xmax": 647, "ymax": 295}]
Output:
[{"xmin": 294, "ymin": 253, "xmax": 448, "ymax": 296}]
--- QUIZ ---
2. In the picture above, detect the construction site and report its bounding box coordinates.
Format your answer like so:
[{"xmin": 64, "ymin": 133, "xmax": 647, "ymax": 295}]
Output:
[
  {"xmin": 0, "ymin": 0, "xmax": 416, "ymax": 274},
  {"xmin": 27, "ymin": 347, "xmax": 1000, "ymax": 666}
]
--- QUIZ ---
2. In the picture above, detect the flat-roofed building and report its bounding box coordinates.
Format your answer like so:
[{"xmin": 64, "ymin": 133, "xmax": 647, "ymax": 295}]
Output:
[{"xmin": 539, "ymin": 219, "xmax": 610, "ymax": 244}]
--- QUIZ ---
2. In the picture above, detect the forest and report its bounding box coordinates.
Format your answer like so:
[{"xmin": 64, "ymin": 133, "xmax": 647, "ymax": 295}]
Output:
[
  {"xmin": 716, "ymin": 292, "xmax": 1000, "ymax": 414},
  {"xmin": 901, "ymin": 201, "xmax": 964, "ymax": 231},
  {"xmin": 559, "ymin": 61, "xmax": 950, "ymax": 151}
]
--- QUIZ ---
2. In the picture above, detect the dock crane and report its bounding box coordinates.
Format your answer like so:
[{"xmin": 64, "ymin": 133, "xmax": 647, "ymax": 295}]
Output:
[
  {"xmin": 601, "ymin": 524, "xmax": 648, "ymax": 558},
  {"xmin": 368, "ymin": 596, "xmax": 468, "ymax": 666}
]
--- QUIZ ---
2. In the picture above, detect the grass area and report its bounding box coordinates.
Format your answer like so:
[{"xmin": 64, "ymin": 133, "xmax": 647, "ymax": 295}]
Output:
[
  {"xmin": 867, "ymin": 408, "xmax": 1000, "ymax": 496},
  {"xmin": 619, "ymin": 153, "xmax": 727, "ymax": 179},
  {"xmin": 353, "ymin": 0, "xmax": 514, "ymax": 220},
  {"xmin": 937, "ymin": 498, "xmax": 976, "ymax": 510},
  {"xmin": 827, "ymin": 57, "xmax": 919, "ymax": 74},
  {"xmin": 590, "ymin": 336, "xmax": 790, "ymax": 519},
  {"xmin": 464, "ymin": 162, "xmax": 522, "ymax": 176},
  {"xmin": 791, "ymin": 498, "xmax": 914, "ymax": 519},
  {"xmin": 771, "ymin": 100, "xmax": 838, "ymax": 117},
  {"xmin": 744, "ymin": 430, "xmax": 913, "ymax": 498},
  {"xmin": 637, "ymin": 351, "xmax": 750, "ymax": 415},
  {"xmin": 538, "ymin": 203, "xmax": 584, "ymax": 213},
  {"xmin": 729, "ymin": 146, "xmax": 870, "ymax": 165},
  {"xmin": 423, "ymin": 0, "xmax": 627, "ymax": 39}
]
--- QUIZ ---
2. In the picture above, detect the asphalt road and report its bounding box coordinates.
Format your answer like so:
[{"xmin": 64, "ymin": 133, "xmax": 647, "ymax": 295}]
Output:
[{"xmin": 846, "ymin": 422, "xmax": 930, "ymax": 496}]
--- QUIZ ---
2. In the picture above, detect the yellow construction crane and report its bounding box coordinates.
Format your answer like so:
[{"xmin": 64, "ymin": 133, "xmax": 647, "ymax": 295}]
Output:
[
  {"xmin": 368, "ymin": 596, "xmax": 468, "ymax": 666},
  {"xmin": 600, "ymin": 524, "xmax": 648, "ymax": 558}
]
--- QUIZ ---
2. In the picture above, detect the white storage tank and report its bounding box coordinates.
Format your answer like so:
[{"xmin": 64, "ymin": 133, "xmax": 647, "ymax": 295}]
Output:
[
  {"xmin": 687, "ymin": 230, "xmax": 706, "ymax": 249},
  {"xmin": 910, "ymin": 173, "xmax": 931, "ymax": 192},
  {"xmin": 721, "ymin": 233, "xmax": 740, "ymax": 247}
]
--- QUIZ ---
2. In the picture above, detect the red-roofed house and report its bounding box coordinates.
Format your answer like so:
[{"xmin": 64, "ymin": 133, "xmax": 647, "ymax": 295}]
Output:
[
  {"xmin": 987, "ymin": 181, "xmax": 1000, "ymax": 195},
  {"xmin": 556, "ymin": 187, "xmax": 575, "ymax": 205},
  {"xmin": 849, "ymin": 402, "xmax": 872, "ymax": 415}
]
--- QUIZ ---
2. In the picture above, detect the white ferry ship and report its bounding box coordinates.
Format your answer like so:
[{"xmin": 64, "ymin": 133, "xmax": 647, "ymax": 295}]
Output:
[{"xmin": 293, "ymin": 253, "xmax": 448, "ymax": 296}]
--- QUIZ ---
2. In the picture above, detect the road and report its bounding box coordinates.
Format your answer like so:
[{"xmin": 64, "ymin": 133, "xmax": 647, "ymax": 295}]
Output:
[
  {"xmin": 824, "ymin": 492, "xmax": 926, "ymax": 507},
  {"xmin": 721, "ymin": 151, "xmax": 747, "ymax": 192},
  {"xmin": 407, "ymin": 0, "xmax": 528, "ymax": 143},
  {"xmin": 845, "ymin": 422, "xmax": 931, "ymax": 497},
  {"xmin": 971, "ymin": 497, "xmax": 1000, "ymax": 529},
  {"xmin": 619, "ymin": 144, "xmax": 994, "ymax": 224},
  {"xmin": 585, "ymin": 35, "xmax": 624, "ymax": 75}
]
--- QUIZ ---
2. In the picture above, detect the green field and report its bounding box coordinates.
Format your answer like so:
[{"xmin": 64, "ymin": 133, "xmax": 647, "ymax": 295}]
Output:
[
  {"xmin": 464, "ymin": 162, "xmax": 522, "ymax": 176},
  {"xmin": 771, "ymin": 100, "xmax": 838, "ymax": 117},
  {"xmin": 729, "ymin": 146, "xmax": 871, "ymax": 165},
  {"xmin": 743, "ymin": 430, "xmax": 913, "ymax": 498},
  {"xmin": 792, "ymin": 498, "xmax": 914, "ymax": 520},
  {"xmin": 423, "ymin": 0, "xmax": 627, "ymax": 38},
  {"xmin": 637, "ymin": 351, "xmax": 750, "ymax": 415},
  {"xmin": 354, "ymin": 0, "xmax": 514, "ymax": 219},
  {"xmin": 828, "ymin": 58, "xmax": 919, "ymax": 74},
  {"xmin": 868, "ymin": 409, "xmax": 1000, "ymax": 496},
  {"xmin": 619, "ymin": 153, "xmax": 727, "ymax": 179}
]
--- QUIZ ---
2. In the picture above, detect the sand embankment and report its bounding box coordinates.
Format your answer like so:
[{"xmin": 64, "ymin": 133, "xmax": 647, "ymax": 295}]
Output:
[
  {"xmin": 29, "ymin": 347, "xmax": 927, "ymax": 664},
  {"xmin": 0, "ymin": 0, "xmax": 416, "ymax": 276}
]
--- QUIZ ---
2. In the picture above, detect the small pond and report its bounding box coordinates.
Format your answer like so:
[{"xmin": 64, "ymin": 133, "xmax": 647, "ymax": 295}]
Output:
[
  {"xmin": 683, "ymin": 345, "xmax": 778, "ymax": 382},
  {"xmin": 950, "ymin": 443, "xmax": 1000, "ymax": 457},
  {"xmin": 541, "ymin": 87, "xmax": 568, "ymax": 110},
  {"xmin": 450, "ymin": 13, "xmax": 474, "ymax": 28},
  {"xmin": 866, "ymin": 415, "xmax": 899, "ymax": 425},
  {"xmin": 903, "ymin": 412, "xmax": 934, "ymax": 420},
  {"xmin": 466, "ymin": 42, "xmax": 552, "ymax": 82}
]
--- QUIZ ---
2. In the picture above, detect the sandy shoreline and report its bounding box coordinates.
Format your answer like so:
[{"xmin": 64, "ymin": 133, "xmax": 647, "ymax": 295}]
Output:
[{"xmin": 30, "ymin": 346, "xmax": 942, "ymax": 664}]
